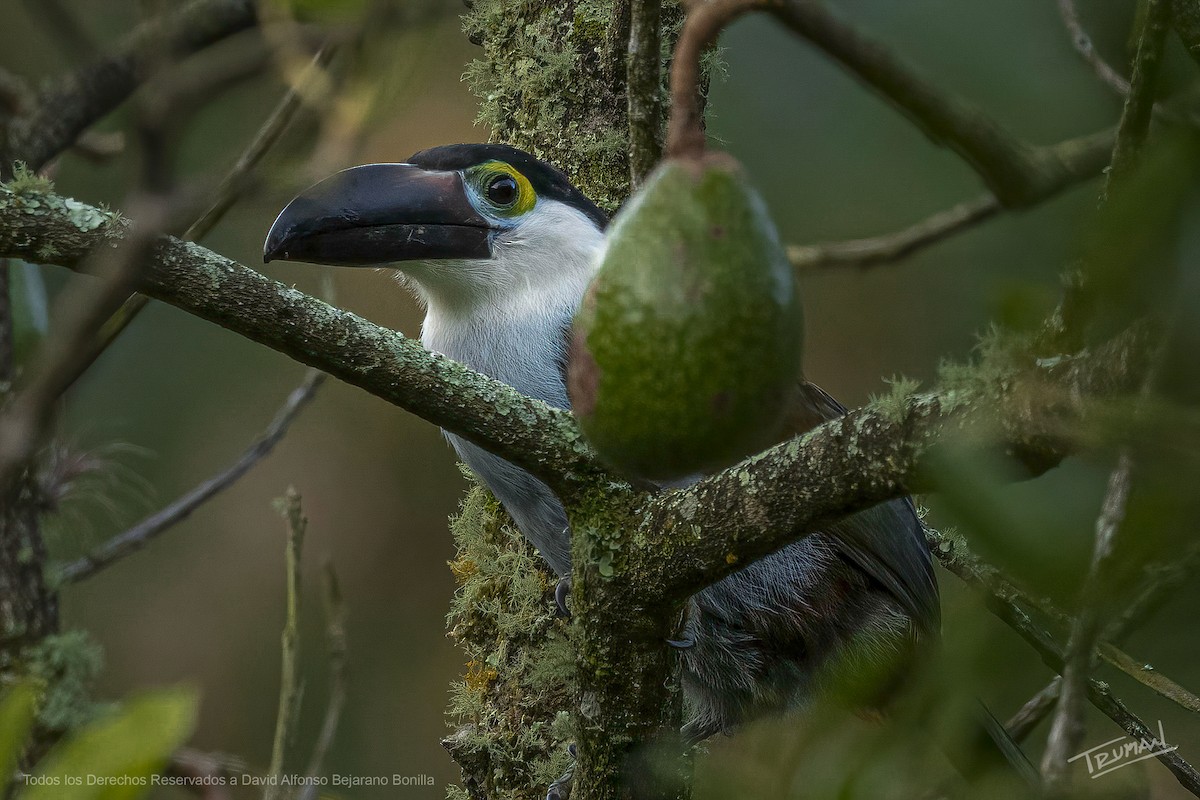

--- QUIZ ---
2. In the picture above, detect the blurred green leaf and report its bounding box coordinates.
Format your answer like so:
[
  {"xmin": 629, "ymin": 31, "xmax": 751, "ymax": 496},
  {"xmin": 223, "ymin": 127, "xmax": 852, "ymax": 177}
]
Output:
[
  {"xmin": 0, "ymin": 683, "xmax": 38, "ymax": 798},
  {"xmin": 922, "ymin": 444, "xmax": 1102, "ymax": 600},
  {"xmin": 283, "ymin": 0, "xmax": 368, "ymax": 24},
  {"xmin": 25, "ymin": 686, "xmax": 198, "ymax": 800},
  {"xmin": 1081, "ymin": 134, "xmax": 1200, "ymax": 343}
]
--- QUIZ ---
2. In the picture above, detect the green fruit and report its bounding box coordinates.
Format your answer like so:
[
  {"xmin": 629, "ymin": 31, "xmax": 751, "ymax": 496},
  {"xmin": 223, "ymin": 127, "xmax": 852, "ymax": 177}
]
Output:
[{"xmin": 568, "ymin": 153, "xmax": 804, "ymax": 480}]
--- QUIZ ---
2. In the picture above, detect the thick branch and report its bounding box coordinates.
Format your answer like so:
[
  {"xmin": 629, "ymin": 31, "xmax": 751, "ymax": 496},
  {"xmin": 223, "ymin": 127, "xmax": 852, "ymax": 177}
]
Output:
[
  {"xmin": 0, "ymin": 183, "xmax": 1158, "ymax": 609},
  {"xmin": 634, "ymin": 327, "xmax": 1152, "ymax": 606},
  {"xmin": 0, "ymin": 0, "xmax": 257, "ymax": 174},
  {"xmin": 0, "ymin": 185, "xmax": 602, "ymax": 498}
]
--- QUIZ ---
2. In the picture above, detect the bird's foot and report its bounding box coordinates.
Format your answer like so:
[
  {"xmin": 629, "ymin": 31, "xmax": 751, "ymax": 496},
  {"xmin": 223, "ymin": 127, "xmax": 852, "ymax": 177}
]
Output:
[
  {"xmin": 554, "ymin": 576, "xmax": 572, "ymax": 619},
  {"xmin": 666, "ymin": 637, "xmax": 694, "ymax": 649},
  {"xmin": 546, "ymin": 743, "xmax": 576, "ymax": 800}
]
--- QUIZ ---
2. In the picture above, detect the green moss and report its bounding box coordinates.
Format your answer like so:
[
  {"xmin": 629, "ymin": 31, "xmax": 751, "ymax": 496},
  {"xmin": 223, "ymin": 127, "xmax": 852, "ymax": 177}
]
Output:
[
  {"xmin": 7, "ymin": 162, "xmax": 54, "ymax": 195},
  {"xmin": 22, "ymin": 631, "xmax": 107, "ymax": 733},
  {"xmin": 462, "ymin": 1, "xmax": 694, "ymax": 213},
  {"xmin": 936, "ymin": 325, "xmax": 1038, "ymax": 400},
  {"xmin": 445, "ymin": 473, "xmax": 576, "ymax": 799},
  {"xmin": 868, "ymin": 376, "xmax": 921, "ymax": 425}
]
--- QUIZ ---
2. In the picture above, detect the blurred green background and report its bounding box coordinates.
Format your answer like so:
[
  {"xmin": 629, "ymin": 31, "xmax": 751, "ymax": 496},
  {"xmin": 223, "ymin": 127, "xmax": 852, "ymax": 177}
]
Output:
[{"xmin": 4, "ymin": 0, "xmax": 1199, "ymax": 797}]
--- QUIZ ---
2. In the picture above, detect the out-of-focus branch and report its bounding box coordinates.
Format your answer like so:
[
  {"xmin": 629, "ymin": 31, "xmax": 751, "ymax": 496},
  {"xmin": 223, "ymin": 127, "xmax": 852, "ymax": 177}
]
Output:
[
  {"xmin": 1006, "ymin": 542, "xmax": 1200, "ymax": 745},
  {"xmin": 930, "ymin": 527, "xmax": 1200, "ymax": 796},
  {"xmin": 667, "ymin": 0, "xmax": 1117, "ymax": 206},
  {"xmin": 0, "ymin": 0, "xmax": 258, "ymax": 175},
  {"xmin": 627, "ymin": 0, "xmax": 663, "ymax": 188},
  {"xmin": 297, "ymin": 562, "xmax": 348, "ymax": 800},
  {"xmin": 0, "ymin": 261, "xmax": 12, "ymax": 385},
  {"xmin": 1006, "ymin": 679, "xmax": 1061, "ymax": 743},
  {"xmin": 56, "ymin": 371, "xmax": 324, "ymax": 584},
  {"xmin": 1042, "ymin": 454, "xmax": 1133, "ymax": 792},
  {"xmin": 0, "ymin": 197, "xmax": 168, "ymax": 489},
  {"xmin": 788, "ymin": 194, "xmax": 1000, "ymax": 271},
  {"xmin": 266, "ymin": 488, "xmax": 307, "ymax": 800},
  {"xmin": 1057, "ymin": 0, "xmax": 1131, "ymax": 96},
  {"xmin": 1172, "ymin": 0, "xmax": 1200, "ymax": 68},
  {"xmin": 1109, "ymin": 0, "xmax": 1172, "ymax": 187}
]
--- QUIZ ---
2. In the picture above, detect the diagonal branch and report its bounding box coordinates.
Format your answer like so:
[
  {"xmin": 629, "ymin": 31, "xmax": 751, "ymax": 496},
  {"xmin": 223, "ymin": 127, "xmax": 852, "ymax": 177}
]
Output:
[
  {"xmin": 0, "ymin": 185, "xmax": 602, "ymax": 498},
  {"xmin": 930, "ymin": 527, "xmax": 1200, "ymax": 796},
  {"xmin": 633, "ymin": 325, "xmax": 1153, "ymax": 606},
  {"xmin": 668, "ymin": 0, "xmax": 1117, "ymax": 206},
  {"xmin": 1057, "ymin": 0, "xmax": 1132, "ymax": 97},
  {"xmin": 0, "ymin": 0, "xmax": 258, "ymax": 175},
  {"xmin": 56, "ymin": 370, "xmax": 324, "ymax": 584},
  {"xmin": 0, "ymin": 185, "xmax": 1158, "ymax": 612},
  {"xmin": 787, "ymin": 193, "xmax": 1000, "ymax": 271}
]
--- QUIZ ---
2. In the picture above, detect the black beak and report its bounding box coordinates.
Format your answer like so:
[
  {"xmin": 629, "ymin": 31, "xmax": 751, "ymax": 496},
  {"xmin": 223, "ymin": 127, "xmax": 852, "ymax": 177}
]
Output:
[{"xmin": 263, "ymin": 163, "xmax": 493, "ymax": 266}]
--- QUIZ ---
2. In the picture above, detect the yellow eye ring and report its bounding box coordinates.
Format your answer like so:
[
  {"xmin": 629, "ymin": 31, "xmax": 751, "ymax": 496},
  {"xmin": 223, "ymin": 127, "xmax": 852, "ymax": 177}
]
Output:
[{"xmin": 474, "ymin": 161, "xmax": 536, "ymax": 216}]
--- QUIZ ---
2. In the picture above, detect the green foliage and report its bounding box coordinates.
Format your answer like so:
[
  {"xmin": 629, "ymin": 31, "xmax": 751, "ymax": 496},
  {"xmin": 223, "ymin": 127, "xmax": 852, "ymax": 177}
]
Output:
[
  {"xmin": 445, "ymin": 473, "xmax": 575, "ymax": 799},
  {"xmin": 24, "ymin": 686, "xmax": 197, "ymax": 800},
  {"xmin": 0, "ymin": 683, "xmax": 38, "ymax": 797},
  {"xmin": 278, "ymin": 0, "xmax": 367, "ymax": 23}
]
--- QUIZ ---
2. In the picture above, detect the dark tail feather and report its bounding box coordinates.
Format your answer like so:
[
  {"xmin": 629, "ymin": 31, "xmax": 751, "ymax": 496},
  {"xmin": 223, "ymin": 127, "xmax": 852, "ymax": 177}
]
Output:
[{"xmin": 940, "ymin": 700, "xmax": 1041, "ymax": 790}]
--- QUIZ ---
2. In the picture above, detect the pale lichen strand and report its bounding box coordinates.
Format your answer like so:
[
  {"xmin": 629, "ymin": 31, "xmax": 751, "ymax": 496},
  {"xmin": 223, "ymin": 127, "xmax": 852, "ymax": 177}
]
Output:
[{"xmin": 445, "ymin": 476, "xmax": 576, "ymax": 799}]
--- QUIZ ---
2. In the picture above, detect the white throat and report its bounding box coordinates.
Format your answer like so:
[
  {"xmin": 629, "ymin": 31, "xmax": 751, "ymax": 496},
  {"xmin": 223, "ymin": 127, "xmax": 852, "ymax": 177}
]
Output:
[{"xmin": 404, "ymin": 199, "xmax": 606, "ymax": 408}]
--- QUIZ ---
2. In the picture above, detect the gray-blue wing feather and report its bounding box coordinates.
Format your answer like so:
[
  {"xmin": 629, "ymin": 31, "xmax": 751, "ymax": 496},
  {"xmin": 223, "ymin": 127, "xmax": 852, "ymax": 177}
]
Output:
[{"xmin": 796, "ymin": 381, "xmax": 941, "ymax": 635}]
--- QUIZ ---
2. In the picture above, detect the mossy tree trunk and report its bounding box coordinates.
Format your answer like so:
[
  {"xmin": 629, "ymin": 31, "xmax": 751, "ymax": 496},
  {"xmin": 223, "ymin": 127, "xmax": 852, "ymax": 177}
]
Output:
[{"xmin": 446, "ymin": 3, "xmax": 691, "ymax": 799}]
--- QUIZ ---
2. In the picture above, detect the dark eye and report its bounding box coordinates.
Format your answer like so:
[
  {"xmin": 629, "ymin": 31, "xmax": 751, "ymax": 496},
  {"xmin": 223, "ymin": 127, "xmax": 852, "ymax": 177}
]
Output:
[{"xmin": 486, "ymin": 174, "xmax": 519, "ymax": 206}]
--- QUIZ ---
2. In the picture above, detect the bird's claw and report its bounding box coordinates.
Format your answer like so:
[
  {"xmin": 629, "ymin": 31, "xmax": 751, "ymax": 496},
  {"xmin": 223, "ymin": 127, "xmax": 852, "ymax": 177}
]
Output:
[
  {"xmin": 666, "ymin": 637, "xmax": 695, "ymax": 649},
  {"xmin": 554, "ymin": 576, "xmax": 572, "ymax": 618},
  {"xmin": 546, "ymin": 743, "xmax": 576, "ymax": 800}
]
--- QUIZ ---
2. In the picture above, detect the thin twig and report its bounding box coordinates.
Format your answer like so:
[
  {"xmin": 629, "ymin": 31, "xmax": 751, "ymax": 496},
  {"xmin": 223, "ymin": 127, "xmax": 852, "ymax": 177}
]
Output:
[
  {"xmin": 1042, "ymin": 453, "xmax": 1133, "ymax": 792},
  {"xmin": 56, "ymin": 371, "xmax": 324, "ymax": 584},
  {"xmin": 1108, "ymin": 542, "xmax": 1200, "ymax": 641},
  {"xmin": 298, "ymin": 561, "xmax": 349, "ymax": 800},
  {"xmin": 1099, "ymin": 642, "xmax": 1200, "ymax": 714},
  {"xmin": 628, "ymin": 0, "xmax": 663, "ymax": 188},
  {"xmin": 1006, "ymin": 678, "xmax": 1061, "ymax": 743},
  {"xmin": 266, "ymin": 487, "xmax": 307, "ymax": 800},
  {"xmin": 930, "ymin": 527, "xmax": 1200, "ymax": 796},
  {"xmin": 1057, "ymin": 0, "xmax": 1131, "ymax": 96},
  {"xmin": 787, "ymin": 194, "xmax": 1001, "ymax": 270},
  {"xmin": 187, "ymin": 43, "xmax": 337, "ymax": 242},
  {"xmin": 666, "ymin": 0, "xmax": 753, "ymax": 159},
  {"xmin": 1003, "ymin": 543, "xmax": 1200, "ymax": 742}
]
